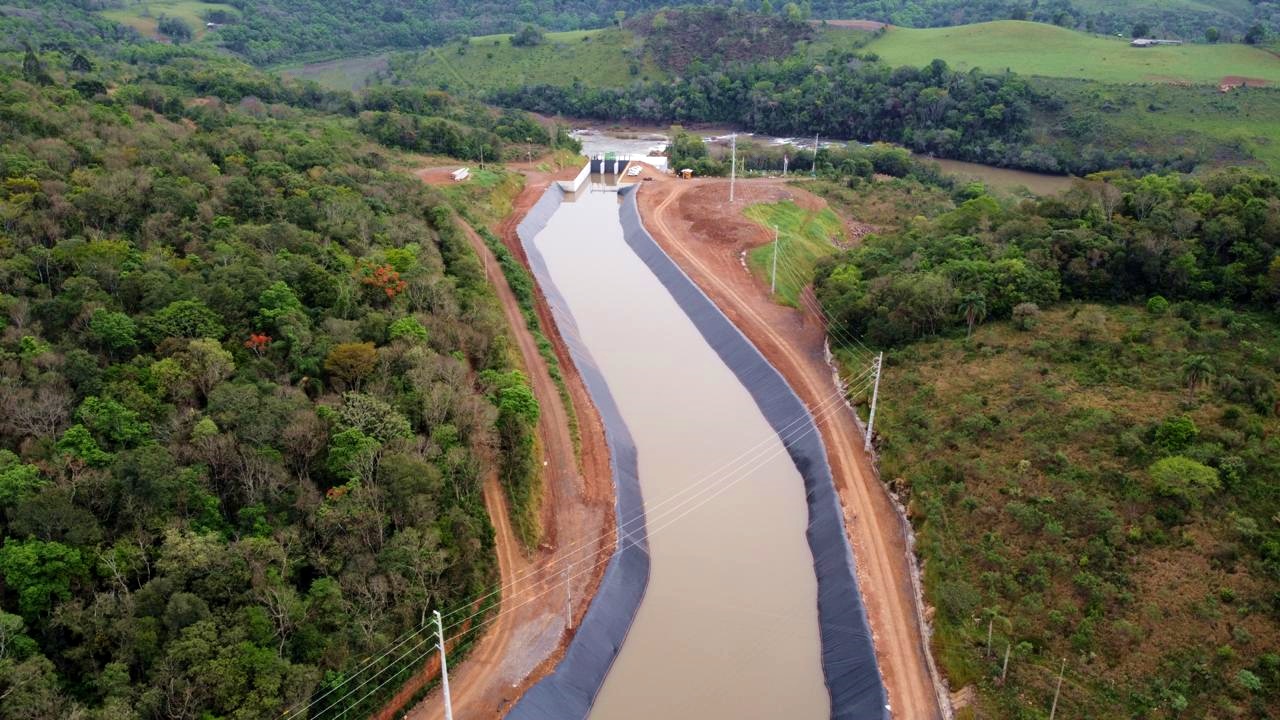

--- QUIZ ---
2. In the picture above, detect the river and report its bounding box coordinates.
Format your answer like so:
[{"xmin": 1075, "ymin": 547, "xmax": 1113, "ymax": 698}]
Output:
[
  {"xmin": 571, "ymin": 125, "xmax": 1074, "ymax": 196},
  {"xmin": 529, "ymin": 186, "xmax": 830, "ymax": 718}
]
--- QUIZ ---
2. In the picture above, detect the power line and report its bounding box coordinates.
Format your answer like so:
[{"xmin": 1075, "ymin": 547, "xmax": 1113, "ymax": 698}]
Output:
[
  {"xmin": 447, "ymin": 378, "xmax": 877, "ymax": 645},
  {"xmin": 302, "ymin": 381, "xmax": 868, "ymax": 719},
  {"xmin": 280, "ymin": 376, "xmax": 868, "ymax": 719},
  {"xmin": 301, "ymin": 626, "xmax": 440, "ymax": 719},
  {"xmin": 437, "ymin": 376, "xmax": 873, "ymax": 638},
  {"xmin": 284, "ymin": 229, "xmax": 885, "ymax": 720},
  {"xmin": 766, "ymin": 240, "xmax": 878, "ymax": 361}
]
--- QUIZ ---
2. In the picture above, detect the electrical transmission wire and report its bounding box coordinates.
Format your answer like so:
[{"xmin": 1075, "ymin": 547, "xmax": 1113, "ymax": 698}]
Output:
[
  {"xmin": 281, "ymin": 372, "xmax": 871, "ymax": 720},
  {"xmin": 285, "ymin": 224, "xmax": 886, "ymax": 720},
  {"xmin": 765, "ymin": 239, "xmax": 878, "ymax": 362},
  {"xmin": 436, "ymin": 375, "xmax": 876, "ymax": 641},
  {"xmin": 308, "ymin": 376, "xmax": 877, "ymax": 719}
]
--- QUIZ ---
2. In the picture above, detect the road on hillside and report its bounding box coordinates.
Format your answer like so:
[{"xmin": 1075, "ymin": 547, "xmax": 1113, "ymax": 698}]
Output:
[{"xmin": 639, "ymin": 176, "xmax": 948, "ymax": 720}]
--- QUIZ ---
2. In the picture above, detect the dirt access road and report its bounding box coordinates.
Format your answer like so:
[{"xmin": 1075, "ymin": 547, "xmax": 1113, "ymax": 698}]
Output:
[
  {"xmin": 395, "ymin": 171, "xmax": 615, "ymax": 720},
  {"xmin": 637, "ymin": 176, "xmax": 948, "ymax": 720}
]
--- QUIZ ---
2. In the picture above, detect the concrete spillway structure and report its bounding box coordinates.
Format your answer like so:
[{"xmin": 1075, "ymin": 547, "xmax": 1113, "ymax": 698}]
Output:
[
  {"xmin": 508, "ymin": 182, "xmax": 887, "ymax": 719},
  {"xmin": 588, "ymin": 156, "xmax": 630, "ymax": 175}
]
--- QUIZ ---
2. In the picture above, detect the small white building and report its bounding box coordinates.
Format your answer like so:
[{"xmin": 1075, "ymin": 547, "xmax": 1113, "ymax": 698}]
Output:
[{"xmin": 450, "ymin": 168, "xmax": 470, "ymax": 182}]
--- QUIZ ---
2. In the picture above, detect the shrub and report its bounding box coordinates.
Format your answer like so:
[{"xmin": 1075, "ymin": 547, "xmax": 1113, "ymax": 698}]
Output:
[
  {"xmin": 934, "ymin": 578, "xmax": 981, "ymax": 622},
  {"xmin": 387, "ymin": 316, "xmax": 429, "ymax": 343},
  {"xmin": 1146, "ymin": 295, "xmax": 1169, "ymax": 315},
  {"xmin": 1154, "ymin": 415, "xmax": 1198, "ymax": 452},
  {"xmin": 1236, "ymin": 669, "xmax": 1262, "ymax": 692},
  {"xmin": 511, "ymin": 24, "xmax": 545, "ymax": 47},
  {"xmin": 1074, "ymin": 307, "xmax": 1107, "ymax": 344},
  {"xmin": 1012, "ymin": 302, "xmax": 1040, "ymax": 330},
  {"xmin": 157, "ymin": 15, "xmax": 193, "ymax": 43},
  {"xmin": 1149, "ymin": 456, "xmax": 1220, "ymax": 509},
  {"xmin": 324, "ymin": 342, "xmax": 377, "ymax": 386}
]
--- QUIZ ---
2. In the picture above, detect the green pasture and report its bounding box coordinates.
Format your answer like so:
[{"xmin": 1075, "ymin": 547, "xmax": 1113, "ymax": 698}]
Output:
[
  {"xmin": 1036, "ymin": 77, "xmax": 1280, "ymax": 172},
  {"xmin": 865, "ymin": 20, "xmax": 1280, "ymax": 85},
  {"xmin": 395, "ymin": 27, "xmax": 664, "ymax": 94},
  {"xmin": 100, "ymin": 0, "xmax": 237, "ymax": 41},
  {"xmin": 277, "ymin": 54, "xmax": 389, "ymax": 91}
]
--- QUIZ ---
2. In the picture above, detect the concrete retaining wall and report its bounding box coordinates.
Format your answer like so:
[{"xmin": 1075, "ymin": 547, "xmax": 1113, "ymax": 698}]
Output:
[{"xmin": 556, "ymin": 163, "xmax": 592, "ymax": 193}]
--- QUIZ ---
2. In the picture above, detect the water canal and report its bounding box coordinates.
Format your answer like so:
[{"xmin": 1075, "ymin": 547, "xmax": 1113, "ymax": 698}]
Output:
[{"xmin": 526, "ymin": 185, "xmax": 831, "ymax": 718}]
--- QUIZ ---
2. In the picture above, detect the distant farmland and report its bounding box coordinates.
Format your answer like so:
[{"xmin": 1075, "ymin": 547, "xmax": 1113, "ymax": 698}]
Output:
[
  {"xmin": 391, "ymin": 28, "xmax": 664, "ymax": 94},
  {"xmin": 278, "ymin": 55, "xmax": 389, "ymax": 92},
  {"xmin": 865, "ymin": 20, "xmax": 1280, "ymax": 85},
  {"xmin": 100, "ymin": 0, "xmax": 237, "ymax": 42}
]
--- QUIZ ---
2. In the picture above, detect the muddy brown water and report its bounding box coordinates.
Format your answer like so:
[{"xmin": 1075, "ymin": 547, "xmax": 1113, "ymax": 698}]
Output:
[{"xmin": 531, "ymin": 187, "xmax": 829, "ymax": 718}]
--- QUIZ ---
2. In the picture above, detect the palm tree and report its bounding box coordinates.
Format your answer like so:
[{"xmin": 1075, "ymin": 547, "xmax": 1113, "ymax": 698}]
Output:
[
  {"xmin": 958, "ymin": 292, "xmax": 988, "ymax": 339},
  {"xmin": 1182, "ymin": 354, "xmax": 1213, "ymax": 402}
]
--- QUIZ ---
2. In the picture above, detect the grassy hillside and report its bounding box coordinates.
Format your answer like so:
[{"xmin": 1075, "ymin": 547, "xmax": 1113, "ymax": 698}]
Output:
[
  {"xmin": 801, "ymin": 23, "xmax": 876, "ymax": 58},
  {"xmin": 277, "ymin": 54, "xmax": 389, "ymax": 91},
  {"xmin": 807, "ymin": 0, "xmax": 1272, "ymax": 39},
  {"xmin": 743, "ymin": 200, "xmax": 844, "ymax": 307},
  {"xmin": 100, "ymin": 0, "xmax": 237, "ymax": 42},
  {"xmin": 871, "ymin": 304, "xmax": 1280, "ymax": 718},
  {"xmin": 1071, "ymin": 0, "xmax": 1257, "ymax": 15},
  {"xmin": 1035, "ymin": 77, "xmax": 1280, "ymax": 172},
  {"xmin": 866, "ymin": 21, "xmax": 1280, "ymax": 85},
  {"xmin": 388, "ymin": 27, "xmax": 663, "ymax": 93}
]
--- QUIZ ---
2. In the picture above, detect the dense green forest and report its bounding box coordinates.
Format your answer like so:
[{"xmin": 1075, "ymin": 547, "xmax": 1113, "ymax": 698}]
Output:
[
  {"xmin": 0, "ymin": 40, "xmax": 556, "ymax": 719},
  {"xmin": 0, "ymin": 1, "xmax": 139, "ymax": 51},
  {"xmin": 814, "ymin": 169, "xmax": 1280, "ymax": 345},
  {"xmin": 492, "ymin": 51, "xmax": 1190, "ymax": 175}
]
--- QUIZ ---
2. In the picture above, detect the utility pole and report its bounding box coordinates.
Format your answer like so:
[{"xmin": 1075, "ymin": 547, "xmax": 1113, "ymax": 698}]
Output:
[
  {"xmin": 770, "ymin": 225, "xmax": 780, "ymax": 295},
  {"xmin": 564, "ymin": 565, "xmax": 573, "ymax": 630},
  {"xmin": 783, "ymin": 152, "xmax": 789, "ymax": 177},
  {"xmin": 986, "ymin": 616, "xmax": 994, "ymax": 657},
  {"xmin": 999, "ymin": 642, "xmax": 1011, "ymax": 686},
  {"xmin": 864, "ymin": 352, "xmax": 883, "ymax": 452},
  {"xmin": 812, "ymin": 133, "xmax": 819, "ymax": 177},
  {"xmin": 729, "ymin": 133, "xmax": 737, "ymax": 203},
  {"xmin": 434, "ymin": 610, "xmax": 454, "ymax": 720},
  {"xmin": 1049, "ymin": 659, "xmax": 1065, "ymax": 720}
]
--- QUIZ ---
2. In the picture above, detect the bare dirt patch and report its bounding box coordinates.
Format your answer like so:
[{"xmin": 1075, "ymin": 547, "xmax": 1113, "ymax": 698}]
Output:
[
  {"xmin": 820, "ymin": 18, "xmax": 889, "ymax": 31},
  {"xmin": 1221, "ymin": 74, "xmax": 1270, "ymax": 87},
  {"xmin": 414, "ymin": 166, "xmax": 470, "ymax": 186},
  {"xmin": 670, "ymin": 177, "xmax": 873, "ymax": 250}
]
